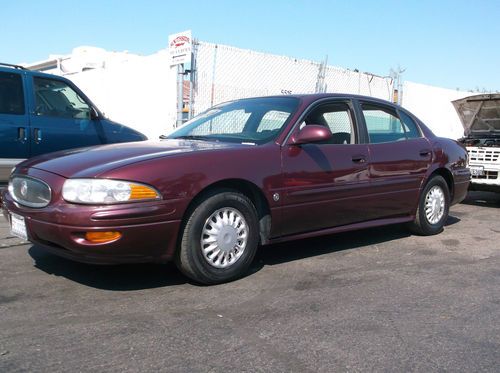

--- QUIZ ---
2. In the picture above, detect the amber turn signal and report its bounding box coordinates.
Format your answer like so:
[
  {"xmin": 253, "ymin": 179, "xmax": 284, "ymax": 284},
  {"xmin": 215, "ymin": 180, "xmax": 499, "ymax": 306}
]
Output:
[
  {"xmin": 85, "ymin": 231, "xmax": 122, "ymax": 243},
  {"xmin": 129, "ymin": 184, "xmax": 160, "ymax": 200}
]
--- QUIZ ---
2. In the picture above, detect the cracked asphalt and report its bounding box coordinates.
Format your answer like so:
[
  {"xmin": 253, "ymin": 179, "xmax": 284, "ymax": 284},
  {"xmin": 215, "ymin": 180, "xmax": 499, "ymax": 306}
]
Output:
[{"xmin": 0, "ymin": 191, "xmax": 499, "ymax": 372}]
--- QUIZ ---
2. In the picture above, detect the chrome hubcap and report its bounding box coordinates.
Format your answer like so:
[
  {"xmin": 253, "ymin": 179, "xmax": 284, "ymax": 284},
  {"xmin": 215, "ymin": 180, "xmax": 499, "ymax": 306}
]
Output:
[
  {"xmin": 425, "ymin": 185, "xmax": 445, "ymax": 224},
  {"xmin": 201, "ymin": 208, "xmax": 248, "ymax": 268}
]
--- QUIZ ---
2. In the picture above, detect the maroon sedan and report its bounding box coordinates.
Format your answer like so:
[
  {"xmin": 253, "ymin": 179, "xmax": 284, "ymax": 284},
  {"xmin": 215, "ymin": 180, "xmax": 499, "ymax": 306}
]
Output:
[{"xmin": 1, "ymin": 94, "xmax": 470, "ymax": 284}]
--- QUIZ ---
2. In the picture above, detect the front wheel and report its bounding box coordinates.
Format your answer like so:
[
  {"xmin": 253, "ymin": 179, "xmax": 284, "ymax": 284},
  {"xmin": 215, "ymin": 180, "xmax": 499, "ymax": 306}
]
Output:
[
  {"xmin": 175, "ymin": 191, "xmax": 259, "ymax": 284},
  {"xmin": 409, "ymin": 175, "xmax": 450, "ymax": 236}
]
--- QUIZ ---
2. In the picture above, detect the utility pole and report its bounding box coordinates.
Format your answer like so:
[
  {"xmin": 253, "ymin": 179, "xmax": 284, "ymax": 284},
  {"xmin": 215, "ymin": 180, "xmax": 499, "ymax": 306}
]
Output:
[
  {"xmin": 176, "ymin": 64, "xmax": 184, "ymax": 128},
  {"xmin": 315, "ymin": 56, "xmax": 328, "ymax": 93},
  {"xmin": 390, "ymin": 65, "xmax": 406, "ymax": 105}
]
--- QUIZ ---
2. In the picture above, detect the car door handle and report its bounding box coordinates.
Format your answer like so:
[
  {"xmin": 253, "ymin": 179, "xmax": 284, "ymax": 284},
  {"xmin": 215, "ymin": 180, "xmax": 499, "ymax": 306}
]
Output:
[
  {"xmin": 352, "ymin": 155, "xmax": 367, "ymax": 163},
  {"xmin": 419, "ymin": 149, "xmax": 431, "ymax": 157},
  {"xmin": 34, "ymin": 128, "xmax": 42, "ymax": 144},
  {"xmin": 17, "ymin": 127, "xmax": 27, "ymax": 142}
]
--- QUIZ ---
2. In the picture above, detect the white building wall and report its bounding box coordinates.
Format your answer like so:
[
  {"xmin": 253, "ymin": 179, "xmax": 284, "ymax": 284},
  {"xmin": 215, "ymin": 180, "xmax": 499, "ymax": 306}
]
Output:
[
  {"xmin": 401, "ymin": 81, "xmax": 472, "ymax": 139},
  {"xmin": 29, "ymin": 47, "xmax": 178, "ymax": 140},
  {"xmin": 66, "ymin": 51, "xmax": 177, "ymax": 140}
]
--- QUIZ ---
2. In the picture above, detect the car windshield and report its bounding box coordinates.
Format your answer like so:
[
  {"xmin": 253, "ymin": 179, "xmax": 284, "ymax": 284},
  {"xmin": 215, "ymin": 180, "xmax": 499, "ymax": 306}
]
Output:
[{"xmin": 167, "ymin": 97, "xmax": 300, "ymax": 144}]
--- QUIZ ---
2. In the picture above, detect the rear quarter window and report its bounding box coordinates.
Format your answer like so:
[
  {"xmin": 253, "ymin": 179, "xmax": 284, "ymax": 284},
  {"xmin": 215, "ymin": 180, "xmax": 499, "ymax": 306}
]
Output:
[{"xmin": 399, "ymin": 111, "xmax": 421, "ymax": 139}]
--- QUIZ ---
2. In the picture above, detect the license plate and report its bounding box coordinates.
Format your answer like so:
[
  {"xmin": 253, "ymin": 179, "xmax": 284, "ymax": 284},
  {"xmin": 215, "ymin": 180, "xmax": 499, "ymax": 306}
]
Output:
[
  {"xmin": 470, "ymin": 166, "xmax": 484, "ymax": 176},
  {"xmin": 10, "ymin": 213, "xmax": 28, "ymax": 241}
]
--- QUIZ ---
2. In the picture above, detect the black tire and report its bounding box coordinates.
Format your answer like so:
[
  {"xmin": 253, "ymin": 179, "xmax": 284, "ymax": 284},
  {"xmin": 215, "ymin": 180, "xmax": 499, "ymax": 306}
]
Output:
[
  {"xmin": 175, "ymin": 190, "xmax": 259, "ymax": 285},
  {"xmin": 410, "ymin": 175, "xmax": 450, "ymax": 236}
]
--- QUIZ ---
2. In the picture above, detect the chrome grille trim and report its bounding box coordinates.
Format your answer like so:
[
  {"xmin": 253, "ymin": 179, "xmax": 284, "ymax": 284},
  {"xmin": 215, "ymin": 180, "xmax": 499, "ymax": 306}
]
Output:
[
  {"xmin": 467, "ymin": 147, "xmax": 500, "ymax": 163},
  {"xmin": 471, "ymin": 171, "xmax": 499, "ymax": 180}
]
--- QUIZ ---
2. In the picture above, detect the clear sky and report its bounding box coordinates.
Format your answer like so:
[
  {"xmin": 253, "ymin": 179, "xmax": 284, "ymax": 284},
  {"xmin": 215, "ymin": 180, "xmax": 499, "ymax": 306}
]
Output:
[{"xmin": 2, "ymin": 0, "xmax": 499, "ymax": 91}]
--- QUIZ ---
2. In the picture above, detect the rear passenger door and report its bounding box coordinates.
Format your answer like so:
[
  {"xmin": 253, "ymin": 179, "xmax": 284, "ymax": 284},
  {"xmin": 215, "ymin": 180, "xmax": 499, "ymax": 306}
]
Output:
[
  {"xmin": 0, "ymin": 70, "xmax": 29, "ymax": 182},
  {"xmin": 359, "ymin": 101, "xmax": 432, "ymax": 218},
  {"xmin": 28, "ymin": 75, "xmax": 105, "ymax": 157}
]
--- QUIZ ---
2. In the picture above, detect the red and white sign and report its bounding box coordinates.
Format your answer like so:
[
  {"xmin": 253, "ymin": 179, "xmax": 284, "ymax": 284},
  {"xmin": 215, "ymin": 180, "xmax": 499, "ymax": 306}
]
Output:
[{"xmin": 169, "ymin": 30, "xmax": 192, "ymax": 66}]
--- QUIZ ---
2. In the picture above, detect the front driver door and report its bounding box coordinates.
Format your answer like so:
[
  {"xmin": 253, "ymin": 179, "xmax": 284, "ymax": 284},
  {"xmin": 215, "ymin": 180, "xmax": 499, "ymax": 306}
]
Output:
[{"xmin": 280, "ymin": 99, "xmax": 371, "ymax": 236}]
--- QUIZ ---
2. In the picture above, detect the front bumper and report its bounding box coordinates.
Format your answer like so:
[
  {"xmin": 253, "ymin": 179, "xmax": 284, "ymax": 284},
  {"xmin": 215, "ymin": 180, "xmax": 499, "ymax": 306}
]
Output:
[
  {"xmin": 469, "ymin": 162, "xmax": 500, "ymax": 192},
  {"xmin": 1, "ymin": 181, "xmax": 183, "ymax": 265},
  {"xmin": 466, "ymin": 146, "xmax": 500, "ymax": 192}
]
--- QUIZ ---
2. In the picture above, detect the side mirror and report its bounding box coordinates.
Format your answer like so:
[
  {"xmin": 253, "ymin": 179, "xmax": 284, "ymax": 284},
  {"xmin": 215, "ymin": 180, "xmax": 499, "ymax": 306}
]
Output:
[{"xmin": 291, "ymin": 124, "xmax": 332, "ymax": 145}]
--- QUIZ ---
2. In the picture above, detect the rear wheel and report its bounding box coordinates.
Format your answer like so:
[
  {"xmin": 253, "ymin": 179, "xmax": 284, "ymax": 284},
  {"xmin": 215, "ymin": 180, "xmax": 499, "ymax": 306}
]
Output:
[
  {"xmin": 410, "ymin": 175, "xmax": 450, "ymax": 235},
  {"xmin": 175, "ymin": 191, "xmax": 259, "ymax": 284}
]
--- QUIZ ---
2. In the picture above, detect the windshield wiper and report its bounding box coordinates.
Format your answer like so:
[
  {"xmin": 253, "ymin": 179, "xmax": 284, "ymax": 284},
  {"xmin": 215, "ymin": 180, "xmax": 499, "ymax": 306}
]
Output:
[
  {"xmin": 173, "ymin": 135, "xmax": 213, "ymax": 141},
  {"xmin": 160, "ymin": 135, "xmax": 208, "ymax": 140}
]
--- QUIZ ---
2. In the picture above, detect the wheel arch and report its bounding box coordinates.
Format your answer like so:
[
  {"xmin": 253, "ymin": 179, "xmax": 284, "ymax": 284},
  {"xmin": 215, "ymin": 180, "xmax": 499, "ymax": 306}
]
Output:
[
  {"xmin": 180, "ymin": 178, "xmax": 272, "ymax": 246},
  {"xmin": 426, "ymin": 167, "xmax": 454, "ymax": 200}
]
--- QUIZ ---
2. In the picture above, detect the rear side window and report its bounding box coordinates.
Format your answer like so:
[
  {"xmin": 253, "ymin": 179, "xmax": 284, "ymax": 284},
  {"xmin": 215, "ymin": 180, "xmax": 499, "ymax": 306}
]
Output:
[
  {"xmin": 0, "ymin": 72, "xmax": 25, "ymax": 115},
  {"xmin": 362, "ymin": 104, "xmax": 406, "ymax": 143},
  {"xmin": 399, "ymin": 110, "xmax": 421, "ymax": 139}
]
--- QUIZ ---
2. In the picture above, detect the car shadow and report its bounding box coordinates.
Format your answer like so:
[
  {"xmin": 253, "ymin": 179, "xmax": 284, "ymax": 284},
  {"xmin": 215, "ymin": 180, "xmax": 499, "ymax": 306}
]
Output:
[
  {"xmin": 28, "ymin": 246, "xmax": 187, "ymax": 290},
  {"xmin": 251, "ymin": 225, "xmax": 408, "ymax": 269},
  {"xmin": 461, "ymin": 191, "xmax": 500, "ymax": 208},
  {"xmin": 444, "ymin": 215, "xmax": 461, "ymax": 227},
  {"xmin": 28, "ymin": 218, "xmax": 460, "ymax": 290},
  {"xmin": 251, "ymin": 217, "xmax": 460, "ymax": 269}
]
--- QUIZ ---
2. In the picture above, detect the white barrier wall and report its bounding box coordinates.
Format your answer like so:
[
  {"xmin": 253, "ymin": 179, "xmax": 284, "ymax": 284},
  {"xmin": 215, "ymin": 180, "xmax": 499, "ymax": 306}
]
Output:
[
  {"xmin": 401, "ymin": 81, "xmax": 472, "ymax": 139},
  {"xmin": 193, "ymin": 42, "xmax": 393, "ymax": 115},
  {"xmin": 34, "ymin": 43, "xmax": 484, "ymax": 142}
]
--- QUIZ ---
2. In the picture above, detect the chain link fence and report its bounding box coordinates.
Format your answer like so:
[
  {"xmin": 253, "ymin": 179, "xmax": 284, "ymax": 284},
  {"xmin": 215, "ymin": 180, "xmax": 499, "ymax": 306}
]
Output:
[{"xmin": 191, "ymin": 41, "xmax": 394, "ymax": 116}]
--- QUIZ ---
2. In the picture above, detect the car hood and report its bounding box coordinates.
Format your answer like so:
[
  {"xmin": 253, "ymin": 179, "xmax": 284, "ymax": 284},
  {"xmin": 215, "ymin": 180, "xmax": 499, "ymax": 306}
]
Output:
[
  {"xmin": 452, "ymin": 94, "xmax": 500, "ymax": 136},
  {"xmin": 19, "ymin": 139, "xmax": 241, "ymax": 178}
]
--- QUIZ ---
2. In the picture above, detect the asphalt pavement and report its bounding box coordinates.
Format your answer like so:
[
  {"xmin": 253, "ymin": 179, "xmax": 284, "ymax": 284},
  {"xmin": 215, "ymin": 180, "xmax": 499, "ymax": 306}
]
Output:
[{"xmin": 0, "ymin": 192, "xmax": 499, "ymax": 372}]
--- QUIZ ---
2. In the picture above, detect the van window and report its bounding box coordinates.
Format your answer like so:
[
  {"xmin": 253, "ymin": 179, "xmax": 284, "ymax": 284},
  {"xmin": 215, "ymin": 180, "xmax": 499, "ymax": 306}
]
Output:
[
  {"xmin": 34, "ymin": 77, "xmax": 91, "ymax": 119},
  {"xmin": 0, "ymin": 72, "xmax": 25, "ymax": 115}
]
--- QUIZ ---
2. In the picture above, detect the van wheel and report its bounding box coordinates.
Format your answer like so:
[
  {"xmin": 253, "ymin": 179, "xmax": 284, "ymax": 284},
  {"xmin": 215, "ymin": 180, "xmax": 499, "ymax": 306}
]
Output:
[
  {"xmin": 410, "ymin": 175, "xmax": 450, "ymax": 236},
  {"xmin": 175, "ymin": 191, "xmax": 259, "ymax": 285}
]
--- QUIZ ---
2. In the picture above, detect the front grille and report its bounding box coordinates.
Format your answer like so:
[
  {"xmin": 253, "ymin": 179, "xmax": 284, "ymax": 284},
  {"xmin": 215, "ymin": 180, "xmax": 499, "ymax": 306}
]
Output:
[
  {"xmin": 472, "ymin": 171, "xmax": 499, "ymax": 180},
  {"xmin": 8, "ymin": 176, "xmax": 51, "ymax": 208},
  {"xmin": 468, "ymin": 148, "xmax": 500, "ymax": 163}
]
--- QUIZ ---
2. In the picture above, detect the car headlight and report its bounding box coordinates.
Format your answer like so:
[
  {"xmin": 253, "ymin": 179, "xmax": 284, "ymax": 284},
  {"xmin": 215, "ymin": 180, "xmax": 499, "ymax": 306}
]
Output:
[{"xmin": 62, "ymin": 179, "xmax": 161, "ymax": 204}]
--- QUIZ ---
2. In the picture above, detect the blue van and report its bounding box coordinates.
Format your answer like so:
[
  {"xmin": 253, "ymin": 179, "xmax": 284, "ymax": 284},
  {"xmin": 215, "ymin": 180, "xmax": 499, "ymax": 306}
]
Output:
[{"xmin": 0, "ymin": 63, "xmax": 146, "ymax": 184}]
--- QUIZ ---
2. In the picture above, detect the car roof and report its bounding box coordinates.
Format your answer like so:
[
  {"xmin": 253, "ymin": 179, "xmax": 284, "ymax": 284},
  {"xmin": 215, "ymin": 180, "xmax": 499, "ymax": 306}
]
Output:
[
  {"xmin": 233, "ymin": 93, "xmax": 399, "ymax": 107},
  {"xmin": 0, "ymin": 62, "xmax": 26, "ymax": 70},
  {"xmin": 0, "ymin": 64, "xmax": 71, "ymax": 81}
]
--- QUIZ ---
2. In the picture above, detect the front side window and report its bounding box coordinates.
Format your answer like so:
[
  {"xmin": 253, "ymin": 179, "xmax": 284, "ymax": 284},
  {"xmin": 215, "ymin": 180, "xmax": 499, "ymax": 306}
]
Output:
[
  {"xmin": 169, "ymin": 97, "xmax": 299, "ymax": 144},
  {"xmin": 0, "ymin": 72, "xmax": 25, "ymax": 115},
  {"xmin": 301, "ymin": 102, "xmax": 354, "ymax": 144},
  {"xmin": 362, "ymin": 104, "xmax": 406, "ymax": 143},
  {"xmin": 34, "ymin": 77, "xmax": 91, "ymax": 119}
]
